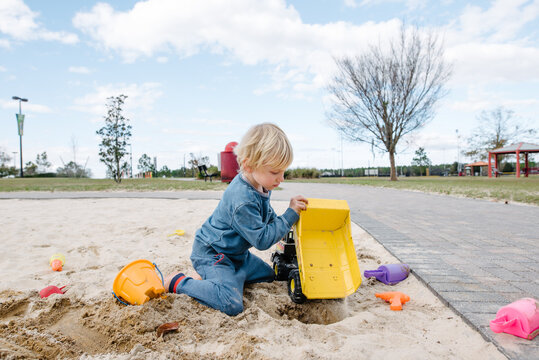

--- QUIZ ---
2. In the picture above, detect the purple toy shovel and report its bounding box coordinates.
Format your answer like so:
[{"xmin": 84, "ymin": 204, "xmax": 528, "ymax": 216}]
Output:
[{"xmin": 363, "ymin": 264, "xmax": 410, "ymax": 285}]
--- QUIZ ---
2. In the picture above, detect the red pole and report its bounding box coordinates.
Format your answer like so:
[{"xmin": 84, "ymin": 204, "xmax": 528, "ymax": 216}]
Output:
[
  {"xmin": 488, "ymin": 152, "xmax": 492, "ymax": 178},
  {"xmin": 516, "ymin": 151, "xmax": 520, "ymax": 178},
  {"xmin": 525, "ymin": 153, "xmax": 529, "ymax": 177}
]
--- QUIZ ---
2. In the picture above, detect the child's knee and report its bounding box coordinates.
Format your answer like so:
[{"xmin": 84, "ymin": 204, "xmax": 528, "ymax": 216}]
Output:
[
  {"xmin": 217, "ymin": 286, "xmax": 244, "ymax": 316},
  {"xmin": 220, "ymin": 297, "xmax": 244, "ymax": 316}
]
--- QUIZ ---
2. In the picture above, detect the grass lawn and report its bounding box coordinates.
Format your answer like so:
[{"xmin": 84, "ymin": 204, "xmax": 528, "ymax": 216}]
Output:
[
  {"xmin": 291, "ymin": 176, "xmax": 539, "ymax": 206},
  {"xmin": 0, "ymin": 178, "xmax": 228, "ymax": 192}
]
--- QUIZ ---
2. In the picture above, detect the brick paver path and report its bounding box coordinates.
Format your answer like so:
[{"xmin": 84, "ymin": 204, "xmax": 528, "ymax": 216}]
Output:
[{"xmin": 2, "ymin": 183, "xmax": 538, "ymax": 359}]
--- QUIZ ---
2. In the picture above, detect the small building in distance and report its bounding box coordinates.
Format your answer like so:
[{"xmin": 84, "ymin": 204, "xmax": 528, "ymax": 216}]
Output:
[{"xmin": 465, "ymin": 161, "xmax": 488, "ymax": 176}]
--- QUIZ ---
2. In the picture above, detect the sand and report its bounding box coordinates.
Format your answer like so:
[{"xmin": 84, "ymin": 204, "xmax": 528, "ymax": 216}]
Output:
[{"xmin": 0, "ymin": 198, "xmax": 505, "ymax": 359}]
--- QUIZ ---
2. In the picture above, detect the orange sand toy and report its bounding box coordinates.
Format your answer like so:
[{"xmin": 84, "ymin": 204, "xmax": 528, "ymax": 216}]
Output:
[
  {"xmin": 49, "ymin": 254, "xmax": 65, "ymax": 271},
  {"xmin": 112, "ymin": 259, "xmax": 166, "ymax": 305},
  {"xmin": 375, "ymin": 291, "xmax": 410, "ymax": 311}
]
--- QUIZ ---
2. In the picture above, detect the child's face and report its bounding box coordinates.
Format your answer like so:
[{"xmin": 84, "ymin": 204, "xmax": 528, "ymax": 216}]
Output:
[{"xmin": 247, "ymin": 165, "xmax": 286, "ymax": 191}]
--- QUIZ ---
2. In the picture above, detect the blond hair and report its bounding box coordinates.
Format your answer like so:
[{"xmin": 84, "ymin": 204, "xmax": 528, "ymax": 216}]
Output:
[{"xmin": 234, "ymin": 123, "xmax": 293, "ymax": 171}]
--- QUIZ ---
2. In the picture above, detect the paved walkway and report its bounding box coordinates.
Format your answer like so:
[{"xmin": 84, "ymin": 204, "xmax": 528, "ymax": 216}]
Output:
[{"xmin": 2, "ymin": 183, "xmax": 538, "ymax": 359}]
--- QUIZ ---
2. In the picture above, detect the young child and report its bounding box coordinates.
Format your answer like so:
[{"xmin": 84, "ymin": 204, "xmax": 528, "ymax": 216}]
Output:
[{"xmin": 164, "ymin": 123, "xmax": 307, "ymax": 316}]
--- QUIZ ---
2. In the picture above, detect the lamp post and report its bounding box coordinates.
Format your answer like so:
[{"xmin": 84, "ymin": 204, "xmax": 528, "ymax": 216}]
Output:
[
  {"xmin": 128, "ymin": 143, "xmax": 133, "ymax": 178},
  {"xmin": 340, "ymin": 134, "xmax": 344, "ymax": 177},
  {"xmin": 12, "ymin": 96, "xmax": 28, "ymax": 177},
  {"xmin": 456, "ymin": 129, "xmax": 461, "ymax": 175}
]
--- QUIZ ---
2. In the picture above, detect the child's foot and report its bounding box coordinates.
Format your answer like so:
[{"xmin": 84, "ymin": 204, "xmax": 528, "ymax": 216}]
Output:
[
  {"xmin": 164, "ymin": 272, "xmax": 186, "ymax": 293},
  {"xmin": 164, "ymin": 271, "xmax": 202, "ymax": 293},
  {"xmin": 189, "ymin": 271, "xmax": 202, "ymax": 281}
]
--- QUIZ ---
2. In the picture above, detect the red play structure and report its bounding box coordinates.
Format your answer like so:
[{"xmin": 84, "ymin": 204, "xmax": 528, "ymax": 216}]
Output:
[{"xmin": 488, "ymin": 142, "xmax": 539, "ymax": 178}]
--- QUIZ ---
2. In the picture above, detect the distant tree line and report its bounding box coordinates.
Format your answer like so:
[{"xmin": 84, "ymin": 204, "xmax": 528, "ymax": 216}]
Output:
[
  {"xmin": 134, "ymin": 152, "xmax": 219, "ymax": 179},
  {"xmin": 319, "ymin": 163, "xmax": 457, "ymax": 177},
  {"xmin": 0, "ymin": 148, "xmax": 92, "ymax": 178}
]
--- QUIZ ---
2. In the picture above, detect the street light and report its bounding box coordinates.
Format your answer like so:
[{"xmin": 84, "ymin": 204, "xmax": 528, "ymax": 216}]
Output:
[
  {"xmin": 128, "ymin": 143, "xmax": 133, "ymax": 178},
  {"xmin": 455, "ymin": 129, "xmax": 461, "ymax": 175},
  {"xmin": 12, "ymin": 96, "xmax": 28, "ymax": 177},
  {"xmin": 340, "ymin": 134, "xmax": 344, "ymax": 177}
]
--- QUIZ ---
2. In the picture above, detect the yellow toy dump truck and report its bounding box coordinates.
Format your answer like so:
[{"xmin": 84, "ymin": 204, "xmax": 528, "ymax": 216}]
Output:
[{"xmin": 271, "ymin": 198, "xmax": 362, "ymax": 303}]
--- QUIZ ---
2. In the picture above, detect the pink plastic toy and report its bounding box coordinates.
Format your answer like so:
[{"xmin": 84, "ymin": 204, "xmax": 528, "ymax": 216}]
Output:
[
  {"xmin": 490, "ymin": 298, "xmax": 539, "ymax": 340},
  {"xmin": 40, "ymin": 285, "xmax": 67, "ymax": 298}
]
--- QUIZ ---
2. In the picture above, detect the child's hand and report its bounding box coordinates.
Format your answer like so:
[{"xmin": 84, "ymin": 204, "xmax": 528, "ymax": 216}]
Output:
[{"xmin": 289, "ymin": 195, "xmax": 308, "ymax": 214}]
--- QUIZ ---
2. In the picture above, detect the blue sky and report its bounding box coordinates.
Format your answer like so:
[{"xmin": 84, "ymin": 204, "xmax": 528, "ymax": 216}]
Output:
[{"xmin": 1, "ymin": 0, "xmax": 538, "ymax": 178}]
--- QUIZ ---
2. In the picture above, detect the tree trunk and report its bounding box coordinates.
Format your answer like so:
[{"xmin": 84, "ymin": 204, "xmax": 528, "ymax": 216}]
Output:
[
  {"xmin": 115, "ymin": 157, "xmax": 121, "ymax": 183},
  {"xmin": 389, "ymin": 151, "xmax": 398, "ymax": 181}
]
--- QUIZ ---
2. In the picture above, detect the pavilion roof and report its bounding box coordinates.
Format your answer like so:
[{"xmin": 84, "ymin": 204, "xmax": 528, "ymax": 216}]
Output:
[
  {"xmin": 465, "ymin": 161, "xmax": 488, "ymax": 167},
  {"xmin": 489, "ymin": 142, "xmax": 539, "ymax": 154}
]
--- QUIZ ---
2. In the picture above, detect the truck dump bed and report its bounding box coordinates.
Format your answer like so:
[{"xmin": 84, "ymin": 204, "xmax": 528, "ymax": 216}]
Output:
[{"xmin": 294, "ymin": 198, "xmax": 361, "ymax": 299}]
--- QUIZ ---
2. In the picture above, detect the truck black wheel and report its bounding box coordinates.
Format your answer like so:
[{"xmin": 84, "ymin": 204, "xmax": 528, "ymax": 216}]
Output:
[
  {"xmin": 287, "ymin": 269, "xmax": 307, "ymax": 304},
  {"xmin": 272, "ymin": 254, "xmax": 289, "ymax": 281}
]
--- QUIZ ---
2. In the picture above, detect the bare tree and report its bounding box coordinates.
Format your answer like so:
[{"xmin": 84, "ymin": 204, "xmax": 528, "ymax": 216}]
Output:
[
  {"xmin": 464, "ymin": 107, "xmax": 537, "ymax": 161},
  {"xmin": 327, "ymin": 26, "xmax": 452, "ymax": 180}
]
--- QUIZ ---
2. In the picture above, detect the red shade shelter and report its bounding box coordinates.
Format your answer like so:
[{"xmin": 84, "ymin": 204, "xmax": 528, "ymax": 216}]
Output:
[
  {"xmin": 488, "ymin": 142, "xmax": 539, "ymax": 178},
  {"xmin": 465, "ymin": 161, "xmax": 488, "ymax": 176}
]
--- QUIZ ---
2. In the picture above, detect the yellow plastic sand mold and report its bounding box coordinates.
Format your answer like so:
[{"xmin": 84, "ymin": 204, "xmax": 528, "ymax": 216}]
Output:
[
  {"xmin": 167, "ymin": 229, "xmax": 185, "ymax": 237},
  {"xmin": 112, "ymin": 259, "xmax": 166, "ymax": 305},
  {"xmin": 294, "ymin": 198, "xmax": 362, "ymax": 300}
]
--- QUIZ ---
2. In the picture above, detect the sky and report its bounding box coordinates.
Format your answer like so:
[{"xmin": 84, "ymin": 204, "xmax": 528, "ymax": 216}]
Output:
[{"xmin": 1, "ymin": 0, "xmax": 538, "ymax": 178}]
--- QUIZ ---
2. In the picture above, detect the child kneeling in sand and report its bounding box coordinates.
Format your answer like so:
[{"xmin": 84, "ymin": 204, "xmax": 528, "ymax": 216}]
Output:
[{"xmin": 164, "ymin": 123, "xmax": 307, "ymax": 316}]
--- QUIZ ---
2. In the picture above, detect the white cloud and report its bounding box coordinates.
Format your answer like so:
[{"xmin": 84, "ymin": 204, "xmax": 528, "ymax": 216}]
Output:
[
  {"xmin": 156, "ymin": 56, "xmax": 168, "ymax": 63},
  {"xmin": 39, "ymin": 30, "xmax": 78, "ymax": 44},
  {"xmin": 454, "ymin": 0, "xmax": 539, "ymax": 43},
  {"xmin": 0, "ymin": 65, "xmax": 6, "ymax": 71},
  {"xmin": 446, "ymin": 42, "xmax": 539, "ymax": 84},
  {"xmin": 344, "ymin": 0, "xmax": 357, "ymax": 8},
  {"xmin": 442, "ymin": 0, "xmax": 539, "ymax": 85},
  {"xmin": 72, "ymin": 0, "xmax": 539, "ymax": 97},
  {"xmin": 359, "ymin": 0, "xmax": 427, "ymax": 11},
  {"xmin": 0, "ymin": 0, "xmax": 78, "ymax": 44},
  {"xmin": 73, "ymin": 0, "xmax": 401, "ymax": 84},
  {"xmin": 68, "ymin": 66, "xmax": 91, "ymax": 74},
  {"xmin": 0, "ymin": 99, "xmax": 52, "ymax": 113},
  {"xmin": 404, "ymin": 131, "xmax": 458, "ymax": 151},
  {"xmin": 72, "ymin": 82, "xmax": 164, "ymax": 116}
]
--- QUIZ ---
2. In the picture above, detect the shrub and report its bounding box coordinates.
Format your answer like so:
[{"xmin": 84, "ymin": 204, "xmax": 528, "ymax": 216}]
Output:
[{"xmin": 287, "ymin": 167, "xmax": 320, "ymax": 179}]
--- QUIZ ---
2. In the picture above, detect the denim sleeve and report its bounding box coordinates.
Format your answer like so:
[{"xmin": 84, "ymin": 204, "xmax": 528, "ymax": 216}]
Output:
[
  {"xmin": 232, "ymin": 203, "xmax": 299, "ymax": 250},
  {"xmin": 267, "ymin": 204, "xmax": 277, "ymax": 223}
]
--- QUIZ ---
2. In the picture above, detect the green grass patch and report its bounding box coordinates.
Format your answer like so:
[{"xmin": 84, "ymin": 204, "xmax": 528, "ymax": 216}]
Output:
[
  {"xmin": 290, "ymin": 176, "xmax": 539, "ymax": 206},
  {"xmin": 0, "ymin": 178, "xmax": 228, "ymax": 192}
]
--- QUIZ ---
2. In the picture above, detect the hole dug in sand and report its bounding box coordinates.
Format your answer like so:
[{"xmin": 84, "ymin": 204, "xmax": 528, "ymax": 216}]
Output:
[
  {"xmin": 247, "ymin": 283, "xmax": 350, "ymax": 325},
  {"xmin": 276, "ymin": 300, "xmax": 349, "ymax": 325}
]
